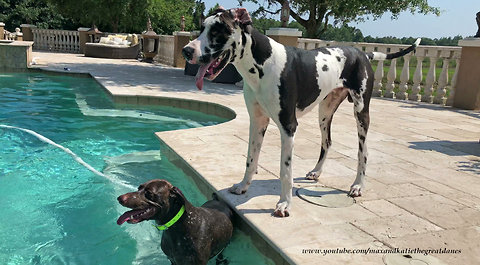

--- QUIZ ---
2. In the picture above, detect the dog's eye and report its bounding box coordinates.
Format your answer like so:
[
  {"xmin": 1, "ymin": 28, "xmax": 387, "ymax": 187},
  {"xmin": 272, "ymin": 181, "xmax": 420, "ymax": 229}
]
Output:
[{"xmin": 144, "ymin": 190, "xmax": 155, "ymax": 201}]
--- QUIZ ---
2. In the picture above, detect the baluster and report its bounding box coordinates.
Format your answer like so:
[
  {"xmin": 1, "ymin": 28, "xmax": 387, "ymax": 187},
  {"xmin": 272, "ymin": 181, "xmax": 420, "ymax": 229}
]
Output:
[
  {"xmin": 409, "ymin": 55, "xmax": 424, "ymax": 101},
  {"xmin": 39, "ymin": 30, "xmax": 44, "ymax": 49},
  {"xmin": 65, "ymin": 32, "xmax": 70, "ymax": 52},
  {"xmin": 384, "ymin": 48, "xmax": 397, "ymax": 98},
  {"xmin": 372, "ymin": 47, "xmax": 385, "ymax": 97},
  {"xmin": 61, "ymin": 31, "xmax": 66, "ymax": 52},
  {"xmin": 433, "ymin": 57, "xmax": 450, "ymax": 105},
  {"xmin": 422, "ymin": 51, "xmax": 438, "ymax": 103},
  {"xmin": 397, "ymin": 54, "xmax": 411, "ymax": 100},
  {"xmin": 446, "ymin": 55, "xmax": 461, "ymax": 106}
]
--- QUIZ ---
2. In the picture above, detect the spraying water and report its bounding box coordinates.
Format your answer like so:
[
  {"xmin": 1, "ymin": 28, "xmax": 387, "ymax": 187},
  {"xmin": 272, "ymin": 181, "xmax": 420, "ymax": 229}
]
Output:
[{"xmin": 0, "ymin": 124, "xmax": 136, "ymax": 190}]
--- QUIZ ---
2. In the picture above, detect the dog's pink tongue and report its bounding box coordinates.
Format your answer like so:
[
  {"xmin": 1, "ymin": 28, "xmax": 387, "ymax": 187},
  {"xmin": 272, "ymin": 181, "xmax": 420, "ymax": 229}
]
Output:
[
  {"xmin": 117, "ymin": 209, "xmax": 141, "ymax": 225},
  {"xmin": 195, "ymin": 64, "xmax": 210, "ymax": 90}
]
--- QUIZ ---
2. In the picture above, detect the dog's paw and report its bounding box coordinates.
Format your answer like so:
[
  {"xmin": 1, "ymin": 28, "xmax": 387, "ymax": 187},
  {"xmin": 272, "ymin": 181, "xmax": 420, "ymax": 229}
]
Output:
[
  {"xmin": 305, "ymin": 170, "xmax": 320, "ymax": 180},
  {"xmin": 228, "ymin": 182, "xmax": 249, "ymax": 195},
  {"xmin": 348, "ymin": 184, "xmax": 363, "ymax": 197},
  {"xmin": 273, "ymin": 202, "xmax": 290, "ymax": 218}
]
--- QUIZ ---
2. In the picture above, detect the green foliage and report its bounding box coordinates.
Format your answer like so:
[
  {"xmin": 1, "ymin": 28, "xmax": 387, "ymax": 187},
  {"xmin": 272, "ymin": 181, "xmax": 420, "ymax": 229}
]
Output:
[
  {"xmin": 361, "ymin": 35, "xmax": 462, "ymax": 46},
  {"xmin": 242, "ymin": 0, "xmax": 440, "ymax": 38},
  {"xmin": 192, "ymin": 0, "xmax": 206, "ymax": 29},
  {"xmin": 47, "ymin": 0, "xmax": 150, "ymax": 33},
  {"xmin": 147, "ymin": 0, "xmax": 196, "ymax": 34},
  {"xmin": 0, "ymin": 0, "xmax": 76, "ymax": 31}
]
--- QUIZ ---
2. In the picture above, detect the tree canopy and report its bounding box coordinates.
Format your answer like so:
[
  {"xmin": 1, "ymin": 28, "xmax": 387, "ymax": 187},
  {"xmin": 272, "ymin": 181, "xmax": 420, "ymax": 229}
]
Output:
[
  {"xmin": 0, "ymin": 0, "xmax": 76, "ymax": 31},
  {"xmin": 240, "ymin": 0, "xmax": 440, "ymax": 38}
]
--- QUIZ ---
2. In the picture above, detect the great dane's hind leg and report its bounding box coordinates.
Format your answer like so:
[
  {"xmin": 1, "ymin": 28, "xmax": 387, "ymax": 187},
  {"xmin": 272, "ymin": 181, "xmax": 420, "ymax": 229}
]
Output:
[
  {"xmin": 306, "ymin": 87, "xmax": 349, "ymax": 180},
  {"xmin": 348, "ymin": 87, "xmax": 371, "ymax": 197},
  {"xmin": 274, "ymin": 131, "xmax": 295, "ymax": 217},
  {"xmin": 229, "ymin": 89, "xmax": 269, "ymax": 195}
]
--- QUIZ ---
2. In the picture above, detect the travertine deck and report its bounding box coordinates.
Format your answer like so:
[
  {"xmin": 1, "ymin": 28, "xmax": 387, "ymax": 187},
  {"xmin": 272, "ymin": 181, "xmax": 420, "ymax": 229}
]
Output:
[{"xmin": 32, "ymin": 52, "xmax": 480, "ymax": 265}]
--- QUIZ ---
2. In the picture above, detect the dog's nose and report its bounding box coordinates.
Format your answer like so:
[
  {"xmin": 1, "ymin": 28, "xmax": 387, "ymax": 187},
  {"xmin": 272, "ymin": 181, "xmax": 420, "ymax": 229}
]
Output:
[
  {"xmin": 117, "ymin": 195, "xmax": 128, "ymax": 205},
  {"xmin": 182, "ymin": 46, "xmax": 194, "ymax": 61}
]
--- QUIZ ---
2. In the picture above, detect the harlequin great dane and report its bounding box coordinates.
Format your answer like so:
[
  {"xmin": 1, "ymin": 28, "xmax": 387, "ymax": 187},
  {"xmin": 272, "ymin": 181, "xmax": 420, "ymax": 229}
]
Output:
[{"xmin": 182, "ymin": 7, "xmax": 420, "ymax": 217}]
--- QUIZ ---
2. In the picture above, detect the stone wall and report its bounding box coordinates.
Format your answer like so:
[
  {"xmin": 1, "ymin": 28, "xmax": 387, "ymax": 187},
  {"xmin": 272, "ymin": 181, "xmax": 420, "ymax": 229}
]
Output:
[{"xmin": 0, "ymin": 41, "xmax": 33, "ymax": 69}]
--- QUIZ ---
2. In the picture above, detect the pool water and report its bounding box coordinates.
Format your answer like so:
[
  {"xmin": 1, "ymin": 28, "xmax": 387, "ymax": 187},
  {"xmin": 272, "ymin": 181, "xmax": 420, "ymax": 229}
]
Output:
[{"xmin": 0, "ymin": 72, "xmax": 273, "ymax": 265}]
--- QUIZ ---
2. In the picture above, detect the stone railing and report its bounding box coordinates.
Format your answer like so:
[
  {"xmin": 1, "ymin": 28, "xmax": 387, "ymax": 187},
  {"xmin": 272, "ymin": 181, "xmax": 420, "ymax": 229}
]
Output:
[
  {"xmin": 298, "ymin": 38, "xmax": 462, "ymax": 106},
  {"xmin": 32, "ymin": 28, "xmax": 80, "ymax": 53},
  {"xmin": 157, "ymin": 35, "xmax": 175, "ymax": 66}
]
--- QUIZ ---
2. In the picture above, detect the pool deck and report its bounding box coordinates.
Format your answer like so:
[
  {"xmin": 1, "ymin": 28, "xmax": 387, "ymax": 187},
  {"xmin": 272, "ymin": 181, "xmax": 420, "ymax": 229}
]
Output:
[{"xmin": 31, "ymin": 51, "xmax": 480, "ymax": 265}]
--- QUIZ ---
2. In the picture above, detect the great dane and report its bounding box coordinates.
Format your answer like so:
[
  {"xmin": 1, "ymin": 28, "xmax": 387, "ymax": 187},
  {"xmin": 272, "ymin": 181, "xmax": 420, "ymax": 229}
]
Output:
[{"xmin": 182, "ymin": 7, "xmax": 420, "ymax": 217}]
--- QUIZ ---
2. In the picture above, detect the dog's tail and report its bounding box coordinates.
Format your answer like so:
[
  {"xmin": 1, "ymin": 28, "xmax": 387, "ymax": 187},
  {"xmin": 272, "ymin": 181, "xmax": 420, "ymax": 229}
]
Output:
[{"xmin": 367, "ymin": 38, "xmax": 421, "ymax": 60}]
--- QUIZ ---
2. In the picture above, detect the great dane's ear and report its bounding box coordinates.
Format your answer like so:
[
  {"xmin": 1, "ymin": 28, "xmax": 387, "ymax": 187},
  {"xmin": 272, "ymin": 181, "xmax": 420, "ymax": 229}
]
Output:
[{"xmin": 232, "ymin": 8, "xmax": 252, "ymax": 25}]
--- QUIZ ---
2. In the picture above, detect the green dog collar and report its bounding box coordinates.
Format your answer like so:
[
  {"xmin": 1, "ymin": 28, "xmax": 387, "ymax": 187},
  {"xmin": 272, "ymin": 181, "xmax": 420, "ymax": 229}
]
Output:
[{"xmin": 153, "ymin": 205, "xmax": 185, "ymax": 231}]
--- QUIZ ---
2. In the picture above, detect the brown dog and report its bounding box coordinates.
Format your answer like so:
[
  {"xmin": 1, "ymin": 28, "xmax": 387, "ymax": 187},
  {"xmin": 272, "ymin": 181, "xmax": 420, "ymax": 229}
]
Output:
[{"xmin": 117, "ymin": 179, "xmax": 233, "ymax": 265}]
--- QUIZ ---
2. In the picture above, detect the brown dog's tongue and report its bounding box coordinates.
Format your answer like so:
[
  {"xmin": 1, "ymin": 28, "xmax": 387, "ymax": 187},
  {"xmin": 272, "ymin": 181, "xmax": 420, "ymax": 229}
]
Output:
[{"xmin": 117, "ymin": 209, "xmax": 143, "ymax": 225}]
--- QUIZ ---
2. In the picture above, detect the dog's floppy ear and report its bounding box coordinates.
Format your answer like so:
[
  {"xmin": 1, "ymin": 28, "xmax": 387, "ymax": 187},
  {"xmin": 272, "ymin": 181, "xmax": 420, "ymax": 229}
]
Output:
[
  {"xmin": 170, "ymin": 186, "xmax": 185, "ymax": 203},
  {"xmin": 232, "ymin": 8, "xmax": 252, "ymax": 25}
]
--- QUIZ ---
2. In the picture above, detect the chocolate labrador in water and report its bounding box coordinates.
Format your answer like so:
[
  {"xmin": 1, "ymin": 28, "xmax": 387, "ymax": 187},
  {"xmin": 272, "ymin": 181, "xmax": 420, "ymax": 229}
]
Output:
[{"xmin": 117, "ymin": 179, "xmax": 233, "ymax": 265}]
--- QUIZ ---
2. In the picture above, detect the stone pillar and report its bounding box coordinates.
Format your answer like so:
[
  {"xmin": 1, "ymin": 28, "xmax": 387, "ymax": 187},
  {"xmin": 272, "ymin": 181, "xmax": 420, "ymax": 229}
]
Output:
[
  {"xmin": 20, "ymin": 24, "xmax": 36, "ymax": 41},
  {"xmin": 173, "ymin": 31, "xmax": 192, "ymax": 68},
  {"xmin": 266, "ymin": 27, "xmax": 302, "ymax": 47},
  {"xmin": 453, "ymin": 38, "xmax": 480, "ymax": 110},
  {"xmin": 0, "ymin": 22, "xmax": 4, "ymax": 40},
  {"xmin": 77, "ymin": 27, "xmax": 90, "ymax": 54}
]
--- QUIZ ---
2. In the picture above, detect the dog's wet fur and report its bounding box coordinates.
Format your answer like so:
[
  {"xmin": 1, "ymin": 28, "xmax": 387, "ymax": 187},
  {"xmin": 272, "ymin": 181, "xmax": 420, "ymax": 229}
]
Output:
[
  {"xmin": 182, "ymin": 7, "xmax": 419, "ymax": 217},
  {"xmin": 117, "ymin": 179, "xmax": 233, "ymax": 265}
]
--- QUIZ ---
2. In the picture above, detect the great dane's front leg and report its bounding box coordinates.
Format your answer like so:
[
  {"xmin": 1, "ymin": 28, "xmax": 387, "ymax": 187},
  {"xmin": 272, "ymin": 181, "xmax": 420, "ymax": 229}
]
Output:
[
  {"xmin": 229, "ymin": 89, "xmax": 269, "ymax": 195},
  {"xmin": 274, "ymin": 131, "xmax": 295, "ymax": 217}
]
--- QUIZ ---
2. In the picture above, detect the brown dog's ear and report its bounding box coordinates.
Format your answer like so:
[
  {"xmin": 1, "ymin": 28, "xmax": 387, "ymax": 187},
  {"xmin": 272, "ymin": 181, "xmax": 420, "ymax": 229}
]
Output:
[
  {"xmin": 232, "ymin": 8, "xmax": 252, "ymax": 25},
  {"xmin": 170, "ymin": 186, "xmax": 185, "ymax": 203}
]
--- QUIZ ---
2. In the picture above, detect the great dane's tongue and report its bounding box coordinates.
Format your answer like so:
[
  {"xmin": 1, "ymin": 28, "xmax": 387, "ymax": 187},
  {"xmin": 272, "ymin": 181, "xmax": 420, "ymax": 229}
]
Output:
[
  {"xmin": 116, "ymin": 209, "xmax": 145, "ymax": 225},
  {"xmin": 195, "ymin": 62, "xmax": 212, "ymax": 90}
]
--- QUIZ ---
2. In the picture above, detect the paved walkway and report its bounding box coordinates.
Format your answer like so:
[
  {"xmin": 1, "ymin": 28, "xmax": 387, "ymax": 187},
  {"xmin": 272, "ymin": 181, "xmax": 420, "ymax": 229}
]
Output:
[{"xmin": 32, "ymin": 52, "xmax": 480, "ymax": 265}]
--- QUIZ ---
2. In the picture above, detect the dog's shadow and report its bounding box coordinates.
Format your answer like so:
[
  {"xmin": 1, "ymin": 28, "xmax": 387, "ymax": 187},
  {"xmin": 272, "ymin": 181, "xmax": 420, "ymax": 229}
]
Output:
[{"xmin": 217, "ymin": 178, "xmax": 318, "ymax": 215}]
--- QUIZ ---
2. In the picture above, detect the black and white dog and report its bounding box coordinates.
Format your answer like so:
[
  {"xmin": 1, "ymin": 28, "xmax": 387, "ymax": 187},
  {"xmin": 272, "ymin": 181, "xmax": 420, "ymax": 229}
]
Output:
[{"xmin": 182, "ymin": 7, "xmax": 419, "ymax": 217}]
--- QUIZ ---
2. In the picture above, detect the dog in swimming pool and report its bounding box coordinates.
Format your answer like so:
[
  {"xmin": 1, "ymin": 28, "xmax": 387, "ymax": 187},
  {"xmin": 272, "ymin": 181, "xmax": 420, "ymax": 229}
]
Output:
[
  {"xmin": 182, "ymin": 7, "xmax": 420, "ymax": 217},
  {"xmin": 117, "ymin": 179, "xmax": 233, "ymax": 265}
]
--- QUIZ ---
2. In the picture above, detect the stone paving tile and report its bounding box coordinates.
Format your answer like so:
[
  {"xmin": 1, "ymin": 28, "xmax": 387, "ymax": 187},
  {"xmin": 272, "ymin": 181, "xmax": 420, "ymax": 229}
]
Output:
[
  {"xmin": 352, "ymin": 213, "xmax": 443, "ymax": 241},
  {"xmin": 33, "ymin": 52, "xmax": 480, "ymax": 265},
  {"xmin": 360, "ymin": 199, "xmax": 412, "ymax": 217},
  {"xmin": 385, "ymin": 226, "xmax": 480, "ymax": 265},
  {"xmin": 389, "ymin": 194, "xmax": 480, "ymax": 229},
  {"xmin": 283, "ymin": 241, "xmax": 389, "ymax": 265}
]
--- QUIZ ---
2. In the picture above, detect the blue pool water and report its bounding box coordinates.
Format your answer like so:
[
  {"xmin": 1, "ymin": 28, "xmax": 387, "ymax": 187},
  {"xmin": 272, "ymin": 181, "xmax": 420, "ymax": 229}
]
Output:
[{"xmin": 0, "ymin": 72, "xmax": 273, "ymax": 265}]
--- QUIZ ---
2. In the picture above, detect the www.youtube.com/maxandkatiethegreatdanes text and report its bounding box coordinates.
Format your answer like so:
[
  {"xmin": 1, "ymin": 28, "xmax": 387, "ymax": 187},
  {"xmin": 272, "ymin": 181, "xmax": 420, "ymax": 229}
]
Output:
[{"xmin": 302, "ymin": 247, "xmax": 461, "ymax": 256}]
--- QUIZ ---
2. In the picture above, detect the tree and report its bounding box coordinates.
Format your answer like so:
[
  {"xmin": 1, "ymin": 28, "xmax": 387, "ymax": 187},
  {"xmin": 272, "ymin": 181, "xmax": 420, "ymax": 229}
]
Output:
[
  {"xmin": 0, "ymin": 0, "xmax": 76, "ymax": 31},
  {"xmin": 147, "ymin": 0, "xmax": 196, "ymax": 34},
  {"xmin": 48, "ymin": 0, "xmax": 149, "ymax": 33},
  {"xmin": 240, "ymin": 0, "xmax": 440, "ymax": 38},
  {"xmin": 193, "ymin": 1, "xmax": 206, "ymax": 29}
]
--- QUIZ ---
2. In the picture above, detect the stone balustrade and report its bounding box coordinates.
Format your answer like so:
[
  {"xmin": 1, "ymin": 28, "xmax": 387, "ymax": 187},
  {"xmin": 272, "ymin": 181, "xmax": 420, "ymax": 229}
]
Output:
[
  {"xmin": 31, "ymin": 28, "xmax": 80, "ymax": 53},
  {"xmin": 297, "ymin": 38, "xmax": 462, "ymax": 106}
]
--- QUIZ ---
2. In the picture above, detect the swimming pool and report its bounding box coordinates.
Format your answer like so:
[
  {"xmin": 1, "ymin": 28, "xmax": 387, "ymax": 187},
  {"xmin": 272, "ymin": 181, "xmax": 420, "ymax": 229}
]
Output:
[{"xmin": 0, "ymin": 72, "xmax": 273, "ymax": 265}]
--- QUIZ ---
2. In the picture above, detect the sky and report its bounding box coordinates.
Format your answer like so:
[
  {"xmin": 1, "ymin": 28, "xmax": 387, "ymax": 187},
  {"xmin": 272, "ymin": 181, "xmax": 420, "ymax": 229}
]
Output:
[{"xmin": 203, "ymin": 0, "xmax": 479, "ymax": 39}]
